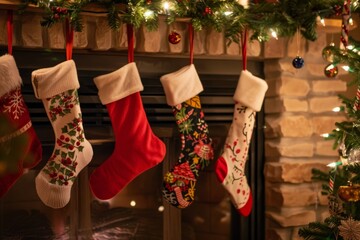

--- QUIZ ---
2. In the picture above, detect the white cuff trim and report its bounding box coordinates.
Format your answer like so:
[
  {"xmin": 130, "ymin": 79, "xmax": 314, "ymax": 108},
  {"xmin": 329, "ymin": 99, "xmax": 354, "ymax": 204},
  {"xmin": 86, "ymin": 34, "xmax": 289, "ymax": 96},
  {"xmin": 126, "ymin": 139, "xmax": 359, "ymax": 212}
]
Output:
[
  {"xmin": 233, "ymin": 70, "xmax": 268, "ymax": 112},
  {"xmin": 93, "ymin": 62, "xmax": 144, "ymax": 105},
  {"xmin": 0, "ymin": 54, "xmax": 22, "ymax": 97},
  {"xmin": 160, "ymin": 64, "xmax": 203, "ymax": 106},
  {"xmin": 31, "ymin": 60, "xmax": 80, "ymax": 99}
]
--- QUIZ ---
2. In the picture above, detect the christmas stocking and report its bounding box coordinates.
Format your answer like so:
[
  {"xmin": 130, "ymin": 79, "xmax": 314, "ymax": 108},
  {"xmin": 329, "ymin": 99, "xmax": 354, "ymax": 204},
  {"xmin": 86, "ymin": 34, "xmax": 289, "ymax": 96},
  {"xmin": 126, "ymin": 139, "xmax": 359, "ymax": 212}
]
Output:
[
  {"xmin": 32, "ymin": 60, "xmax": 93, "ymax": 208},
  {"xmin": 215, "ymin": 70, "xmax": 267, "ymax": 216},
  {"xmin": 89, "ymin": 62, "xmax": 166, "ymax": 200},
  {"xmin": 0, "ymin": 54, "xmax": 42, "ymax": 197},
  {"xmin": 161, "ymin": 64, "xmax": 214, "ymax": 208}
]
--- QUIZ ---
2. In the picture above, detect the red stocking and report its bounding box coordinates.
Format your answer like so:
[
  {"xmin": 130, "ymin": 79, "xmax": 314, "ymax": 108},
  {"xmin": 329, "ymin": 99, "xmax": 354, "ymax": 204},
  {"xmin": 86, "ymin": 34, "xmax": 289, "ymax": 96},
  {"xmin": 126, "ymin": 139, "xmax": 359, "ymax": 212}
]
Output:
[
  {"xmin": 0, "ymin": 54, "xmax": 42, "ymax": 197},
  {"xmin": 90, "ymin": 62, "xmax": 166, "ymax": 200}
]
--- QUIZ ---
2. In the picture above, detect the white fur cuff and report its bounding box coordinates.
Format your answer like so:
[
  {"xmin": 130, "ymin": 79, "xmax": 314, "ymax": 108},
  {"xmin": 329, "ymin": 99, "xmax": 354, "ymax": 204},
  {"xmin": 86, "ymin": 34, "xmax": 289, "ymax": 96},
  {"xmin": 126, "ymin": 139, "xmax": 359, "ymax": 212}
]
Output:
[
  {"xmin": 234, "ymin": 70, "xmax": 268, "ymax": 112},
  {"xmin": 0, "ymin": 54, "xmax": 22, "ymax": 97},
  {"xmin": 160, "ymin": 64, "xmax": 203, "ymax": 106},
  {"xmin": 93, "ymin": 62, "xmax": 144, "ymax": 105},
  {"xmin": 31, "ymin": 60, "xmax": 80, "ymax": 99}
]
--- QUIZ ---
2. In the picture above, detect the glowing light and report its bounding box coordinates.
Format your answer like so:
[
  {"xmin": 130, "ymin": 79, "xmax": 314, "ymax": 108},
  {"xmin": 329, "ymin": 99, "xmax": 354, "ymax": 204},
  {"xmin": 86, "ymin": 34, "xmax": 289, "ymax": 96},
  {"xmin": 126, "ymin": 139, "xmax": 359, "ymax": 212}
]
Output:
[
  {"xmin": 158, "ymin": 205, "xmax": 165, "ymax": 212},
  {"xmin": 342, "ymin": 65, "xmax": 350, "ymax": 71},
  {"xmin": 320, "ymin": 18, "xmax": 325, "ymax": 26},
  {"xmin": 327, "ymin": 161, "xmax": 342, "ymax": 168},
  {"xmin": 163, "ymin": 1, "xmax": 169, "ymax": 10},
  {"xmin": 144, "ymin": 10, "xmax": 154, "ymax": 20},
  {"xmin": 349, "ymin": 17, "xmax": 354, "ymax": 26},
  {"xmin": 347, "ymin": 45, "xmax": 354, "ymax": 50},
  {"xmin": 270, "ymin": 29, "xmax": 278, "ymax": 40},
  {"xmin": 332, "ymin": 106, "xmax": 341, "ymax": 112},
  {"xmin": 224, "ymin": 11, "xmax": 232, "ymax": 16},
  {"xmin": 326, "ymin": 64, "xmax": 336, "ymax": 71},
  {"xmin": 321, "ymin": 133, "xmax": 330, "ymax": 138},
  {"xmin": 130, "ymin": 200, "xmax": 136, "ymax": 207}
]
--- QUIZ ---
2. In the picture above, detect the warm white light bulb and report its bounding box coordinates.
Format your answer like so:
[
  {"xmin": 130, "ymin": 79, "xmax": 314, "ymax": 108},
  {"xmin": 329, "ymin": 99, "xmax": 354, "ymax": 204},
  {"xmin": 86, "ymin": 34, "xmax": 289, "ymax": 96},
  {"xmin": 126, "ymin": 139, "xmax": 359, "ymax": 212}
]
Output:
[
  {"xmin": 144, "ymin": 10, "xmax": 154, "ymax": 20},
  {"xmin": 320, "ymin": 18, "xmax": 325, "ymax": 26},
  {"xmin": 158, "ymin": 206, "xmax": 165, "ymax": 212},
  {"xmin": 321, "ymin": 133, "xmax": 330, "ymax": 138},
  {"xmin": 349, "ymin": 17, "xmax": 354, "ymax": 26},
  {"xmin": 163, "ymin": 2, "xmax": 169, "ymax": 10},
  {"xmin": 130, "ymin": 200, "xmax": 136, "ymax": 207},
  {"xmin": 270, "ymin": 29, "xmax": 278, "ymax": 40},
  {"xmin": 224, "ymin": 11, "xmax": 232, "ymax": 16},
  {"xmin": 342, "ymin": 65, "xmax": 350, "ymax": 71},
  {"xmin": 332, "ymin": 106, "xmax": 341, "ymax": 112}
]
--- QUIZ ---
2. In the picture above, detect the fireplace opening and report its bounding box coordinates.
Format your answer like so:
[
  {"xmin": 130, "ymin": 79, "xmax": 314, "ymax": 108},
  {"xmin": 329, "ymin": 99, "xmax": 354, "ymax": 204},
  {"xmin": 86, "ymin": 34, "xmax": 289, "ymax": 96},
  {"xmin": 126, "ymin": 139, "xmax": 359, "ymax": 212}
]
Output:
[{"xmin": 0, "ymin": 48, "xmax": 265, "ymax": 240}]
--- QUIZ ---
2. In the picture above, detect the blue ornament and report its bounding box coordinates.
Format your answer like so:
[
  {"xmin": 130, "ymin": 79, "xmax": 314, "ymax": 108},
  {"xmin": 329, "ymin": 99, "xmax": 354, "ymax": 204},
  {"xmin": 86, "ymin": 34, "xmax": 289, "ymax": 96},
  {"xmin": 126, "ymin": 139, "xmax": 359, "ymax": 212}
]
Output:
[{"xmin": 292, "ymin": 56, "xmax": 304, "ymax": 69}]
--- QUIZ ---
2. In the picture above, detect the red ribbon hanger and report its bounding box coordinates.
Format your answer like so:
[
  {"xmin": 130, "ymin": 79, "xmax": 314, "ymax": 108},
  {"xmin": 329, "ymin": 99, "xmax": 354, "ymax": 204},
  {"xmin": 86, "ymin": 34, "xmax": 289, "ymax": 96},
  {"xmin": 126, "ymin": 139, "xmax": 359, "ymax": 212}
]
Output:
[
  {"xmin": 7, "ymin": 10, "xmax": 13, "ymax": 55},
  {"xmin": 65, "ymin": 18, "xmax": 74, "ymax": 60},
  {"xmin": 241, "ymin": 29, "xmax": 248, "ymax": 70},
  {"xmin": 127, "ymin": 24, "xmax": 135, "ymax": 63},
  {"xmin": 188, "ymin": 23, "xmax": 194, "ymax": 65}
]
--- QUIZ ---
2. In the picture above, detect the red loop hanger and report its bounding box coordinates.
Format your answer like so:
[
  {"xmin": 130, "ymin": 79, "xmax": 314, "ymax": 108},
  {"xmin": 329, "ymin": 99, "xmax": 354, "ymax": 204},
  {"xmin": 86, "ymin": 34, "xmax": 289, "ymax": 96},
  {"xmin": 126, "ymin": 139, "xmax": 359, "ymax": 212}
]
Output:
[
  {"xmin": 65, "ymin": 18, "xmax": 74, "ymax": 60},
  {"xmin": 7, "ymin": 10, "xmax": 13, "ymax": 55},
  {"xmin": 241, "ymin": 29, "xmax": 248, "ymax": 70},
  {"xmin": 188, "ymin": 23, "xmax": 194, "ymax": 65},
  {"xmin": 127, "ymin": 24, "xmax": 134, "ymax": 63}
]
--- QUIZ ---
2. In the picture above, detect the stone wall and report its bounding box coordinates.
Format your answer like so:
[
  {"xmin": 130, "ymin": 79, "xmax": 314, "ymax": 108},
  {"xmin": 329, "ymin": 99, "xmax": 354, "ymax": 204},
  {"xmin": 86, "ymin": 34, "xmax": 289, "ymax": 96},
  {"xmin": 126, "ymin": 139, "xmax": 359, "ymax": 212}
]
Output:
[{"xmin": 263, "ymin": 32, "xmax": 348, "ymax": 239}]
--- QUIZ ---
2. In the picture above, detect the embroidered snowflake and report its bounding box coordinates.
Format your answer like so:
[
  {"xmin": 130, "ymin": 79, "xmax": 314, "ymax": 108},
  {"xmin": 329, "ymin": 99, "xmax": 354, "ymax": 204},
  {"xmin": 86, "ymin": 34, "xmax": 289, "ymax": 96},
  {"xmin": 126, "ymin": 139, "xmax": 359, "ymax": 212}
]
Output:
[
  {"xmin": 339, "ymin": 218, "xmax": 360, "ymax": 240},
  {"xmin": 3, "ymin": 89, "xmax": 25, "ymax": 119}
]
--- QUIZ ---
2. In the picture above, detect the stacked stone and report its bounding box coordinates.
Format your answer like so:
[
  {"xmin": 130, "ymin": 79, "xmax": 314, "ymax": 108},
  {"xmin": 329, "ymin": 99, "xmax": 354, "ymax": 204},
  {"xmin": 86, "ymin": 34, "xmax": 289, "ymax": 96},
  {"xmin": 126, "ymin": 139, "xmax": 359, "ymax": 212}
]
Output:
[{"xmin": 263, "ymin": 32, "xmax": 348, "ymax": 239}]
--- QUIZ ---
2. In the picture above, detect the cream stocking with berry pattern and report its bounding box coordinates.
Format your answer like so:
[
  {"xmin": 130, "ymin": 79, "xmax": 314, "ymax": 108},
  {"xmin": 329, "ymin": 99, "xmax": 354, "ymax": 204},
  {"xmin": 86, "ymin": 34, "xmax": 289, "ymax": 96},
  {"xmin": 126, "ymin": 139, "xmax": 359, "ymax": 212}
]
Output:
[
  {"xmin": 215, "ymin": 70, "xmax": 267, "ymax": 216},
  {"xmin": 32, "ymin": 60, "xmax": 93, "ymax": 209}
]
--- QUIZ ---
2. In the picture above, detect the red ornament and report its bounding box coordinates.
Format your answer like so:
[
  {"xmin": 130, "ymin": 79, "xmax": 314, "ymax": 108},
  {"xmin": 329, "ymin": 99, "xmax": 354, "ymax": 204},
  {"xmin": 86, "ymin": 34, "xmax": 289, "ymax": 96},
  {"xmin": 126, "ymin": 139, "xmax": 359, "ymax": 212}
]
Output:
[
  {"xmin": 204, "ymin": 6, "xmax": 212, "ymax": 15},
  {"xmin": 168, "ymin": 31, "xmax": 181, "ymax": 45},
  {"xmin": 146, "ymin": 0, "xmax": 152, "ymax": 4}
]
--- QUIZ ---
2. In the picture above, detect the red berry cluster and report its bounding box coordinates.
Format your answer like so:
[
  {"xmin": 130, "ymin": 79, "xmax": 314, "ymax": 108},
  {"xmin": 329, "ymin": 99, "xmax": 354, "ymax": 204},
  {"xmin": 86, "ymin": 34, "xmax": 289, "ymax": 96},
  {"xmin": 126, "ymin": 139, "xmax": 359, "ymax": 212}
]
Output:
[{"xmin": 51, "ymin": 6, "xmax": 68, "ymax": 20}]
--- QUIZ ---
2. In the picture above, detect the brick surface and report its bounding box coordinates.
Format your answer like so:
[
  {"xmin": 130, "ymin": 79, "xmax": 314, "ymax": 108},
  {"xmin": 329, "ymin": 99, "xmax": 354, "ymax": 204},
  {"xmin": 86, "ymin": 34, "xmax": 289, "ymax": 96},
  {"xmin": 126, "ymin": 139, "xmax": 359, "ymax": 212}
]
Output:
[
  {"xmin": 266, "ymin": 209, "xmax": 316, "ymax": 227},
  {"xmin": 266, "ymin": 184, "xmax": 317, "ymax": 207},
  {"xmin": 265, "ymin": 140, "xmax": 314, "ymax": 158},
  {"xmin": 283, "ymin": 98, "xmax": 308, "ymax": 112},
  {"xmin": 279, "ymin": 77, "xmax": 310, "ymax": 97},
  {"xmin": 265, "ymin": 98, "xmax": 284, "ymax": 113},
  {"xmin": 309, "ymin": 96, "xmax": 343, "ymax": 113},
  {"xmin": 312, "ymin": 116, "xmax": 347, "ymax": 135},
  {"xmin": 264, "ymin": 160, "xmax": 329, "ymax": 183},
  {"xmin": 312, "ymin": 80, "xmax": 347, "ymax": 93},
  {"xmin": 315, "ymin": 140, "xmax": 339, "ymax": 156}
]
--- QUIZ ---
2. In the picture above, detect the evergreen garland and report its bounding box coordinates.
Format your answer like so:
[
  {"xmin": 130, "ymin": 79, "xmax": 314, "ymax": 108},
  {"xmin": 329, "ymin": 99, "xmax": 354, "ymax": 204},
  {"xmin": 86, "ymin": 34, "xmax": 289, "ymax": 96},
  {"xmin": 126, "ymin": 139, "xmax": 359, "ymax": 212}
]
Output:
[{"xmin": 18, "ymin": 0, "xmax": 358, "ymax": 43}]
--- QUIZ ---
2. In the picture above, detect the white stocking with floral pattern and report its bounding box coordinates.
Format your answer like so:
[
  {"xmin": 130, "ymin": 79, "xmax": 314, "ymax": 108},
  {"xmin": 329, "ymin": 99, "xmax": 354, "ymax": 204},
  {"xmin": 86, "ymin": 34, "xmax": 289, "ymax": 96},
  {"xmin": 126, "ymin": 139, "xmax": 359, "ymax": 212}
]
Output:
[{"xmin": 32, "ymin": 60, "xmax": 93, "ymax": 209}]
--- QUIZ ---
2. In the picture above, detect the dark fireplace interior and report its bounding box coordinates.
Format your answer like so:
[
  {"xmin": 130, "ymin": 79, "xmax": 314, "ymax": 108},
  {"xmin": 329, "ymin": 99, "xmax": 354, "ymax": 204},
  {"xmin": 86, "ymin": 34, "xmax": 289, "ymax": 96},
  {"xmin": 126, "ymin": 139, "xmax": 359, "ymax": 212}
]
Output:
[{"xmin": 0, "ymin": 48, "xmax": 265, "ymax": 240}]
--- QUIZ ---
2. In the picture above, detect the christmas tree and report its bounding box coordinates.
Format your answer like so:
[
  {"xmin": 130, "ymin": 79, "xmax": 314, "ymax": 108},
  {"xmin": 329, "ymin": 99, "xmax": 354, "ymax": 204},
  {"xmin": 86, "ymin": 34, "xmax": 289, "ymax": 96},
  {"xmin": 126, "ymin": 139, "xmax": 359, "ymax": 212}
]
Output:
[{"xmin": 298, "ymin": 23, "xmax": 360, "ymax": 240}]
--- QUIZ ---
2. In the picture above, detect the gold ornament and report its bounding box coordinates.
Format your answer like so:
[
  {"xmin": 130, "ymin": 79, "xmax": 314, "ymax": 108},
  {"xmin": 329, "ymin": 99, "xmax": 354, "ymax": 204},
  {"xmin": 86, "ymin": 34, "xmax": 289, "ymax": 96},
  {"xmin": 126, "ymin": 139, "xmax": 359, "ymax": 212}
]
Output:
[{"xmin": 338, "ymin": 183, "xmax": 360, "ymax": 202}]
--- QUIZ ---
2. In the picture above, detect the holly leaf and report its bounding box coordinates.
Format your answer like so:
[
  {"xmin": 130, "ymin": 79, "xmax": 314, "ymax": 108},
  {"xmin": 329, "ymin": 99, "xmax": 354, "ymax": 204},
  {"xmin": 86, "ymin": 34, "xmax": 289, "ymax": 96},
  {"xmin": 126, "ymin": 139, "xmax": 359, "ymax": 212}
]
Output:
[
  {"xmin": 59, "ymin": 167, "xmax": 66, "ymax": 174},
  {"xmin": 61, "ymin": 126, "xmax": 68, "ymax": 133},
  {"xmin": 50, "ymin": 178, "xmax": 56, "ymax": 184},
  {"xmin": 70, "ymin": 139, "xmax": 75, "ymax": 145},
  {"xmin": 68, "ymin": 151, "xmax": 75, "ymax": 159},
  {"xmin": 65, "ymin": 169, "xmax": 72, "ymax": 176},
  {"xmin": 68, "ymin": 130, "xmax": 76, "ymax": 137},
  {"xmin": 78, "ymin": 146, "xmax": 84, "ymax": 152},
  {"xmin": 54, "ymin": 149, "xmax": 60, "ymax": 156},
  {"xmin": 43, "ymin": 168, "xmax": 50, "ymax": 174},
  {"xmin": 48, "ymin": 161, "xmax": 55, "ymax": 167},
  {"xmin": 61, "ymin": 151, "xmax": 67, "ymax": 159},
  {"xmin": 51, "ymin": 98, "xmax": 56, "ymax": 104},
  {"xmin": 54, "ymin": 163, "xmax": 60, "ymax": 170}
]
